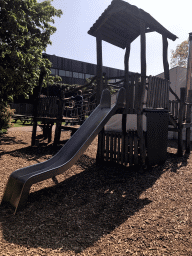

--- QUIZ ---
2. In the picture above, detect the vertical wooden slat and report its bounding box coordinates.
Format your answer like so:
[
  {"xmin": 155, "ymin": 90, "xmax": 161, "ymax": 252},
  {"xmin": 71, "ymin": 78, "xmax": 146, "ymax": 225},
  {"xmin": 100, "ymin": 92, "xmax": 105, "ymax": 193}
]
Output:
[
  {"xmin": 106, "ymin": 133, "xmax": 109, "ymax": 161},
  {"xmin": 151, "ymin": 76, "xmax": 155, "ymax": 108},
  {"xmin": 147, "ymin": 76, "xmax": 152, "ymax": 108},
  {"xmin": 152, "ymin": 77, "xmax": 157, "ymax": 108},
  {"xmin": 162, "ymin": 79, "xmax": 166, "ymax": 108},
  {"xmin": 153, "ymin": 77, "xmax": 158, "ymax": 108},
  {"xmin": 134, "ymin": 132, "xmax": 139, "ymax": 165},
  {"xmin": 124, "ymin": 133, "xmax": 129, "ymax": 165},
  {"xmin": 110, "ymin": 133, "xmax": 114, "ymax": 162},
  {"xmin": 146, "ymin": 76, "xmax": 152, "ymax": 108},
  {"xmin": 129, "ymin": 132, "xmax": 133, "ymax": 166},
  {"xmin": 99, "ymin": 129, "xmax": 105, "ymax": 161},
  {"xmin": 103, "ymin": 132, "xmax": 106, "ymax": 160},
  {"xmin": 134, "ymin": 73, "xmax": 139, "ymax": 112},
  {"xmin": 172, "ymin": 101, "xmax": 175, "ymax": 117},
  {"xmin": 54, "ymin": 98, "xmax": 64, "ymax": 146},
  {"xmin": 114, "ymin": 134, "xmax": 117, "ymax": 162},
  {"xmin": 175, "ymin": 101, "xmax": 178, "ymax": 118},
  {"xmin": 156, "ymin": 77, "xmax": 161, "ymax": 108},
  {"xmin": 168, "ymin": 100, "xmax": 171, "ymax": 113},
  {"xmin": 172, "ymin": 101, "xmax": 175, "ymax": 116},
  {"xmin": 165, "ymin": 80, "xmax": 169, "ymax": 109},
  {"xmin": 130, "ymin": 74, "xmax": 135, "ymax": 113},
  {"xmin": 166, "ymin": 81, "xmax": 170, "ymax": 109},
  {"xmin": 154, "ymin": 77, "xmax": 158, "ymax": 108},
  {"xmin": 143, "ymin": 131, "xmax": 146, "ymax": 164},
  {"xmin": 159, "ymin": 78, "xmax": 164, "ymax": 108},
  {"xmin": 155, "ymin": 78, "xmax": 160, "ymax": 108},
  {"xmin": 160, "ymin": 78, "xmax": 164, "ymax": 108},
  {"xmin": 117, "ymin": 134, "xmax": 121, "ymax": 164},
  {"xmin": 121, "ymin": 134, "xmax": 125, "ymax": 165},
  {"xmin": 126, "ymin": 73, "xmax": 134, "ymax": 114}
]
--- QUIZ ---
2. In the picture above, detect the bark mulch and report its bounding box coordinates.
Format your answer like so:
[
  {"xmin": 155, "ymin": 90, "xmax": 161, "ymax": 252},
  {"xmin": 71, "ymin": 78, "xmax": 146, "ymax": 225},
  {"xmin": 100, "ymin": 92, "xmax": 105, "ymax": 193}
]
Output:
[{"xmin": 0, "ymin": 127, "xmax": 191, "ymax": 255}]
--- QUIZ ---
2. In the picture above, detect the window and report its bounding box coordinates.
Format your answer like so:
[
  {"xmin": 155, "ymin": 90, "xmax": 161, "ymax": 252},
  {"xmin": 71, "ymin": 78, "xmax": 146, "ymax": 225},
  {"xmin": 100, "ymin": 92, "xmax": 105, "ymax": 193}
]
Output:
[
  {"xmin": 85, "ymin": 74, "xmax": 91, "ymax": 79},
  {"xmin": 79, "ymin": 73, "xmax": 84, "ymax": 79},
  {"xmin": 50, "ymin": 68, "xmax": 56, "ymax": 75},
  {"xmin": 73, "ymin": 72, "xmax": 79, "ymax": 78},
  {"xmin": 109, "ymin": 79, "xmax": 116, "ymax": 84},
  {"xmin": 59, "ymin": 70, "xmax": 65, "ymax": 76},
  {"xmin": 65, "ymin": 71, "xmax": 72, "ymax": 77}
]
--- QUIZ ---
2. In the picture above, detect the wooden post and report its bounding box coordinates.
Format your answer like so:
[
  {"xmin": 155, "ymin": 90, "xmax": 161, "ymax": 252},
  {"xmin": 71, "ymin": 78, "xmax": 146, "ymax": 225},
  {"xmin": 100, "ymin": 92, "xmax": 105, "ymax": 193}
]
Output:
[
  {"xmin": 31, "ymin": 118, "xmax": 37, "ymax": 146},
  {"xmin": 96, "ymin": 33, "xmax": 104, "ymax": 163},
  {"xmin": 186, "ymin": 90, "xmax": 192, "ymax": 153},
  {"xmin": 162, "ymin": 36, "xmax": 170, "ymax": 81},
  {"xmin": 122, "ymin": 41, "xmax": 131, "ymax": 163},
  {"xmin": 185, "ymin": 33, "xmax": 192, "ymax": 153},
  {"xmin": 54, "ymin": 99, "xmax": 64, "ymax": 146},
  {"xmin": 96, "ymin": 33, "xmax": 103, "ymax": 106},
  {"xmin": 186, "ymin": 33, "xmax": 192, "ymax": 101},
  {"xmin": 124, "ymin": 41, "xmax": 131, "ymax": 113},
  {"xmin": 31, "ymin": 67, "xmax": 46, "ymax": 146},
  {"xmin": 96, "ymin": 127, "xmax": 105, "ymax": 163},
  {"xmin": 178, "ymin": 88, "xmax": 186, "ymax": 156},
  {"xmin": 138, "ymin": 17, "xmax": 146, "ymax": 166}
]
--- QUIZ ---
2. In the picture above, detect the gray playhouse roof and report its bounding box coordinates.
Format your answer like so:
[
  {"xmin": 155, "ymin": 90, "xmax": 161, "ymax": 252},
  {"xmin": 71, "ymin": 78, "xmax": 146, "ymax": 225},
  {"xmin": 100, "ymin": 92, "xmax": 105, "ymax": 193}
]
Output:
[{"xmin": 88, "ymin": 0, "xmax": 178, "ymax": 49}]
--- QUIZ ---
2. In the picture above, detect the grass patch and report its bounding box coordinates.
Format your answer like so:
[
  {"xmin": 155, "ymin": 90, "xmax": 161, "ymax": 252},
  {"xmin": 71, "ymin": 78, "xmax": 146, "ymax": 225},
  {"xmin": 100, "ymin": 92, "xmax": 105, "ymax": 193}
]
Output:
[
  {"xmin": 11, "ymin": 119, "xmax": 33, "ymax": 127},
  {"xmin": 0, "ymin": 129, "xmax": 7, "ymax": 135},
  {"xmin": 11, "ymin": 119, "xmax": 67, "ymax": 128}
]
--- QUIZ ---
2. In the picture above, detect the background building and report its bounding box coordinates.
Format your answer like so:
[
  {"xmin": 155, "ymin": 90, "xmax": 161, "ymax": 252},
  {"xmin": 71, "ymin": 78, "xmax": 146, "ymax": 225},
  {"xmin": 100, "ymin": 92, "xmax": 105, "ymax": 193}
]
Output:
[
  {"xmin": 43, "ymin": 53, "xmax": 125, "ymax": 85},
  {"xmin": 156, "ymin": 66, "xmax": 187, "ymax": 100}
]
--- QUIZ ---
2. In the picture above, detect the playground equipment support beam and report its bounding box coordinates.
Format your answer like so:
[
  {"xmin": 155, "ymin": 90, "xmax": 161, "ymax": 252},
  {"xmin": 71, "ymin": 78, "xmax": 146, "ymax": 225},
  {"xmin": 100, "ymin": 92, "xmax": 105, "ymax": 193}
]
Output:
[
  {"xmin": 31, "ymin": 67, "xmax": 46, "ymax": 146},
  {"xmin": 121, "ymin": 41, "xmax": 131, "ymax": 164},
  {"xmin": 163, "ymin": 36, "xmax": 181, "ymax": 103},
  {"xmin": 186, "ymin": 90, "xmax": 192, "ymax": 153},
  {"xmin": 124, "ymin": 40, "xmax": 131, "ymax": 113},
  {"xmin": 138, "ymin": 18, "xmax": 146, "ymax": 166},
  {"xmin": 178, "ymin": 88, "xmax": 186, "ymax": 156},
  {"xmin": 96, "ymin": 33, "xmax": 103, "ymax": 106},
  {"xmin": 96, "ymin": 33, "xmax": 104, "ymax": 162},
  {"xmin": 162, "ymin": 35, "xmax": 170, "ymax": 81},
  {"xmin": 186, "ymin": 33, "xmax": 192, "ymax": 102}
]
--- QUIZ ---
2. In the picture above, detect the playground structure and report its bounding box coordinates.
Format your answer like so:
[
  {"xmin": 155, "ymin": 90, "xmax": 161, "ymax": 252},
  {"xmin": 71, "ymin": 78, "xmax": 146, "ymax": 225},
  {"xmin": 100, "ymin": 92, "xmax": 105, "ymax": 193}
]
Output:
[
  {"xmin": 31, "ymin": 77, "xmax": 98, "ymax": 145},
  {"xmin": 1, "ymin": 88, "xmax": 125, "ymax": 213},
  {"xmin": 2, "ymin": 0, "xmax": 192, "ymax": 213}
]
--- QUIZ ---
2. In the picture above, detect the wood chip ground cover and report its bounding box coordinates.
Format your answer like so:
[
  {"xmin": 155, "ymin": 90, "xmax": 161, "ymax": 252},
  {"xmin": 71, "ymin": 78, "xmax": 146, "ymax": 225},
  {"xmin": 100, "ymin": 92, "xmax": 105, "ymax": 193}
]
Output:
[{"xmin": 0, "ymin": 128, "xmax": 191, "ymax": 255}]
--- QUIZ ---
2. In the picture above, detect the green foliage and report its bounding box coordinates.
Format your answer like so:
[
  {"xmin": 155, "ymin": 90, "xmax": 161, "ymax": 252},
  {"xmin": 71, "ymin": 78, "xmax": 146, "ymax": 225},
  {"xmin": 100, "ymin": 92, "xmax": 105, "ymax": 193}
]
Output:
[
  {"xmin": 171, "ymin": 40, "xmax": 189, "ymax": 68},
  {"xmin": 0, "ymin": 0, "xmax": 62, "ymax": 104},
  {"xmin": 0, "ymin": 103, "xmax": 15, "ymax": 132}
]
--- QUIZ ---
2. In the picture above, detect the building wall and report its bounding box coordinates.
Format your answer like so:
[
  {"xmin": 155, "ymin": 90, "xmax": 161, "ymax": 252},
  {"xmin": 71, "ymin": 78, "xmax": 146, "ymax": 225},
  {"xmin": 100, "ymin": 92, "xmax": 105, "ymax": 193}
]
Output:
[
  {"xmin": 43, "ymin": 53, "xmax": 125, "ymax": 85},
  {"xmin": 156, "ymin": 66, "xmax": 187, "ymax": 100}
]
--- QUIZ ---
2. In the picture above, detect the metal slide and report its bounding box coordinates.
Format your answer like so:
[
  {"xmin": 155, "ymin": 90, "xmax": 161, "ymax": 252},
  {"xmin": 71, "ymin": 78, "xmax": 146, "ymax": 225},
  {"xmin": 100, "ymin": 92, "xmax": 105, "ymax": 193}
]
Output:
[{"xmin": 1, "ymin": 88, "xmax": 125, "ymax": 213}]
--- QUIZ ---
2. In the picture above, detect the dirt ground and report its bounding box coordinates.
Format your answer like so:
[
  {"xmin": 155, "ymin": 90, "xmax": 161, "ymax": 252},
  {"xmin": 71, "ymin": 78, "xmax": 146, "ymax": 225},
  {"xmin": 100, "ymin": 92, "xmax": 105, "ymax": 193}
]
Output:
[{"xmin": 0, "ymin": 127, "xmax": 191, "ymax": 255}]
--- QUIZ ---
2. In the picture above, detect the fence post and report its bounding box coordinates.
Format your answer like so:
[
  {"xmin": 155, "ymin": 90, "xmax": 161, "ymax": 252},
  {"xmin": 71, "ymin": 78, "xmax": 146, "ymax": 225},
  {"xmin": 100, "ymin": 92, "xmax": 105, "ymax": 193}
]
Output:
[
  {"xmin": 178, "ymin": 88, "xmax": 186, "ymax": 156},
  {"xmin": 186, "ymin": 90, "xmax": 192, "ymax": 153}
]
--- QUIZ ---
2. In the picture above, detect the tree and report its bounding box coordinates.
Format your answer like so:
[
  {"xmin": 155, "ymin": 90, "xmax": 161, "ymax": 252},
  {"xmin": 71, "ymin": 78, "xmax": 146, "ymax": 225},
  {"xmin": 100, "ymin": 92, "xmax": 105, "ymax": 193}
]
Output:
[
  {"xmin": 170, "ymin": 40, "xmax": 189, "ymax": 68},
  {"xmin": 0, "ymin": 0, "xmax": 62, "ymax": 105}
]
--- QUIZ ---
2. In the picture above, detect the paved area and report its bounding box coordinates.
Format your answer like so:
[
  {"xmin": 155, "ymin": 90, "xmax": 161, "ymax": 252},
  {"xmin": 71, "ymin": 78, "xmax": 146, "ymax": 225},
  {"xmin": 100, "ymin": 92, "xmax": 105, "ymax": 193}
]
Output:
[{"xmin": 8, "ymin": 125, "xmax": 56, "ymax": 133}]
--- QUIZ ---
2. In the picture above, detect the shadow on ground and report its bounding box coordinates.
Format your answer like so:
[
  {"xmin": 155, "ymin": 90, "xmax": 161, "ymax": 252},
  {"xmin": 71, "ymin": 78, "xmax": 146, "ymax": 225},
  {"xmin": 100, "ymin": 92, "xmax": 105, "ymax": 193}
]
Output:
[
  {"xmin": 0, "ymin": 134, "xmax": 27, "ymax": 146},
  {"xmin": 0, "ymin": 134, "xmax": 67, "ymax": 162},
  {"xmin": 0, "ymin": 147, "xmax": 189, "ymax": 254}
]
